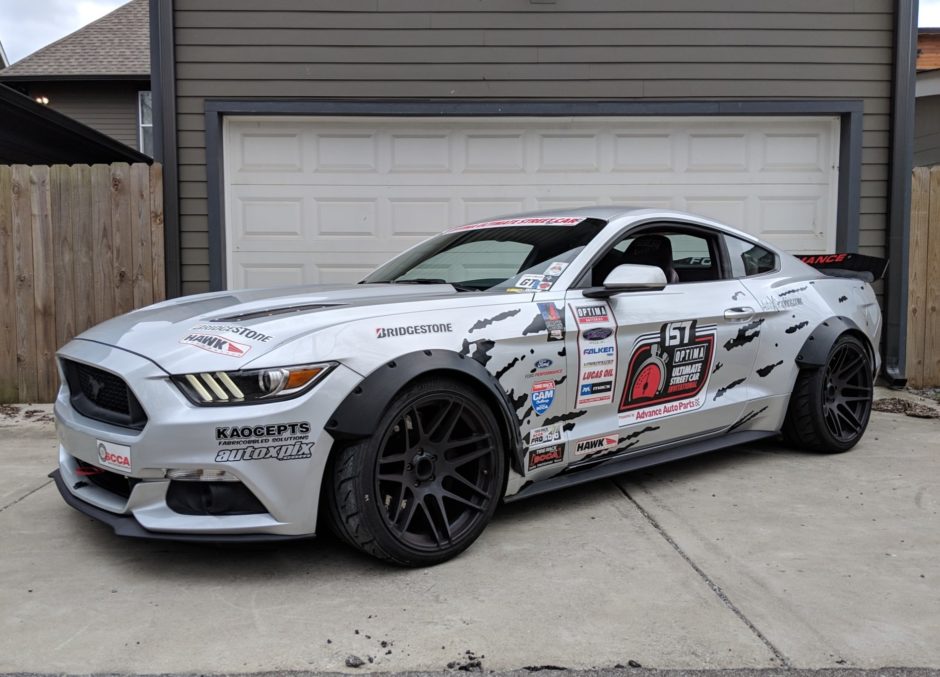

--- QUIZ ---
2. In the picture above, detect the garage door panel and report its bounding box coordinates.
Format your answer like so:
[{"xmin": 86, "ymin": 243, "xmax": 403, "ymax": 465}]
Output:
[{"xmin": 224, "ymin": 116, "xmax": 839, "ymax": 288}]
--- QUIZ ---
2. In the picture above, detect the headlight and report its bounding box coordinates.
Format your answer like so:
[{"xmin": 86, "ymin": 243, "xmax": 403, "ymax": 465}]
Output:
[{"xmin": 171, "ymin": 362, "xmax": 334, "ymax": 405}]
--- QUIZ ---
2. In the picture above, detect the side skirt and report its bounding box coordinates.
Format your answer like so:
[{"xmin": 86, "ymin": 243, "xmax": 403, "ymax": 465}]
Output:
[{"xmin": 505, "ymin": 430, "xmax": 777, "ymax": 502}]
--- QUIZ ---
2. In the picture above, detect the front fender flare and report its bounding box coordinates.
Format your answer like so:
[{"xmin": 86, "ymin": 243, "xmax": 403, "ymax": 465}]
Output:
[
  {"xmin": 794, "ymin": 316, "xmax": 865, "ymax": 368},
  {"xmin": 325, "ymin": 350, "xmax": 526, "ymax": 474}
]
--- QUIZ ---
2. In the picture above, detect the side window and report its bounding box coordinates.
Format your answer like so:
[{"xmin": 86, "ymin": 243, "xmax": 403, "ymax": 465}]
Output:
[
  {"xmin": 587, "ymin": 226, "xmax": 723, "ymax": 286},
  {"xmin": 725, "ymin": 235, "xmax": 777, "ymax": 277}
]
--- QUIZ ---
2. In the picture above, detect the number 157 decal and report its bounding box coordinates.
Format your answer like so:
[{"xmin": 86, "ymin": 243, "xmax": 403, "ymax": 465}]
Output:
[{"xmin": 618, "ymin": 320, "xmax": 717, "ymax": 425}]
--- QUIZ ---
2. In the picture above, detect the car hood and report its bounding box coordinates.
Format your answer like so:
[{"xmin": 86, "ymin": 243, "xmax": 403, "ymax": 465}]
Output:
[{"xmin": 73, "ymin": 283, "xmax": 472, "ymax": 373}]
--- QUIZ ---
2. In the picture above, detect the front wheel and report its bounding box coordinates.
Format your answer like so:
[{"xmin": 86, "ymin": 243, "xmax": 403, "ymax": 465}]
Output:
[
  {"xmin": 782, "ymin": 334, "xmax": 873, "ymax": 453},
  {"xmin": 324, "ymin": 377, "xmax": 505, "ymax": 566}
]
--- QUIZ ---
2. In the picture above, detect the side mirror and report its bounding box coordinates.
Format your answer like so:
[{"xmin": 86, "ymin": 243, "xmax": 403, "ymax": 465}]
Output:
[{"xmin": 582, "ymin": 264, "xmax": 667, "ymax": 298}]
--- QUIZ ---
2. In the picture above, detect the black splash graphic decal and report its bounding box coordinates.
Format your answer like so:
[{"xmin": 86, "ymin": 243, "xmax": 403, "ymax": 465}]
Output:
[
  {"xmin": 617, "ymin": 425, "xmax": 661, "ymax": 452},
  {"xmin": 728, "ymin": 406, "xmax": 769, "ymax": 432},
  {"xmin": 778, "ymin": 286, "xmax": 807, "ymax": 297},
  {"xmin": 557, "ymin": 346, "xmax": 566, "ymax": 357},
  {"xmin": 732, "ymin": 291, "xmax": 746, "ymax": 301},
  {"xmin": 519, "ymin": 406, "xmax": 533, "ymax": 423},
  {"xmin": 724, "ymin": 318, "xmax": 764, "ymax": 351},
  {"xmin": 554, "ymin": 375, "xmax": 567, "ymax": 386},
  {"xmin": 469, "ymin": 308, "xmax": 521, "ymax": 333},
  {"xmin": 495, "ymin": 356, "xmax": 522, "ymax": 380},
  {"xmin": 714, "ymin": 378, "xmax": 746, "ymax": 400},
  {"xmin": 838, "ymin": 295, "xmax": 848, "ymax": 303},
  {"xmin": 712, "ymin": 361, "xmax": 723, "ymax": 374},
  {"xmin": 785, "ymin": 321, "xmax": 809, "ymax": 334},
  {"xmin": 543, "ymin": 410, "xmax": 587, "ymax": 426},
  {"xmin": 508, "ymin": 389, "xmax": 528, "ymax": 412},
  {"xmin": 522, "ymin": 313, "xmax": 546, "ymax": 336},
  {"xmin": 756, "ymin": 360, "xmax": 784, "ymax": 377},
  {"xmin": 562, "ymin": 421, "xmax": 577, "ymax": 432},
  {"xmin": 459, "ymin": 338, "xmax": 496, "ymax": 366}
]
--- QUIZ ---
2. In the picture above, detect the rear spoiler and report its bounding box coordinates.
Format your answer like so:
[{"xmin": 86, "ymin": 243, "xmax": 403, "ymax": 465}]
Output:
[{"xmin": 796, "ymin": 253, "xmax": 888, "ymax": 283}]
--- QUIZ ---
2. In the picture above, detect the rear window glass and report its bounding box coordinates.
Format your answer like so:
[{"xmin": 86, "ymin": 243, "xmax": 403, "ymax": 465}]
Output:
[{"xmin": 726, "ymin": 235, "xmax": 776, "ymax": 277}]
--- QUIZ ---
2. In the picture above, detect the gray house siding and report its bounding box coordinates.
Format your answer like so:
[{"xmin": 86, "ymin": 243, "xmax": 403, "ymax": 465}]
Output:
[
  {"xmin": 170, "ymin": 0, "xmax": 896, "ymax": 296},
  {"xmin": 914, "ymin": 96, "xmax": 940, "ymax": 166},
  {"xmin": 18, "ymin": 81, "xmax": 146, "ymax": 151}
]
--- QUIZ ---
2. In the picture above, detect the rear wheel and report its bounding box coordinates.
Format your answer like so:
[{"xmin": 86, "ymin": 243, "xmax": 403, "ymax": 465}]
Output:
[
  {"xmin": 325, "ymin": 377, "xmax": 505, "ymax": 566},
  {"xmin": 782, "ymin": 334, "xmax": 873, "ymax": 453}
]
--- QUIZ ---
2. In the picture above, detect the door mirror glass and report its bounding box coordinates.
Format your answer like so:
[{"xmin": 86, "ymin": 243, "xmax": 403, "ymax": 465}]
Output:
[{"xmin": 603, "ymin": 264, "xmax": 667, "ymax": 291}]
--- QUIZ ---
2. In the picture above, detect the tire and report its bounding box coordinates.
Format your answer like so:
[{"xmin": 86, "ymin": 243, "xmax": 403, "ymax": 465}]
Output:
[
  {"xmin": 782, "ymin": 333, "xmax": 873, "ymax": 453},
  {"xmin": 324, "ymin": 376, "xmax": 505, "ymax": 566}
]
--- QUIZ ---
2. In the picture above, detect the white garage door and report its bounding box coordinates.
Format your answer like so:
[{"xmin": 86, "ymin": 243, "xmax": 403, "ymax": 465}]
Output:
[{"xmin": 223, "ymin": 116, "xmax": 839, "ymax": 289}]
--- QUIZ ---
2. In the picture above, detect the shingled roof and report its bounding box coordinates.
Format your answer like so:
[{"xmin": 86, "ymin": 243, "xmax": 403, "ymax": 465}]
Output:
[{"xmin": 0, "ymin": 0, "xmax": 148, "ymax": 79}]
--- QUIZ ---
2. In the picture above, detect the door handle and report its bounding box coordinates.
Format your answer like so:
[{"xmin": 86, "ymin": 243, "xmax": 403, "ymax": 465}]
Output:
[{"xmin": 724, "ymin": 306, "xmax": 755, "ymax": 322}]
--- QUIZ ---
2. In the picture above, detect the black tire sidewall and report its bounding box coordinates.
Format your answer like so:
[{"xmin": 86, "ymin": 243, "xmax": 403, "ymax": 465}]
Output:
[{"xmin": 353, "ymin": 378, "xmax": 505, "ymax": 566}]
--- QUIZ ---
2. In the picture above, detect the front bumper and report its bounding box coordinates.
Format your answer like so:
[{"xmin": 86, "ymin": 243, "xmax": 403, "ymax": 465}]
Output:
[{"xmin": 54, "ymin": 338, "xmax": 362, "ymax": 539}]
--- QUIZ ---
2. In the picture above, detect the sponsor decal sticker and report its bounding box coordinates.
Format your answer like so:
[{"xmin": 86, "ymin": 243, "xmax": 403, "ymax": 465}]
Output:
[
  {"xmin": 180, "ymin": 333, "xmax": 250, "ymax": 357},
  {"xmin": 574, "ymin": 435, "xmax": 618, "ymax": 456},
  {"xmin": 375, "ymin": 323, "xmax": 453, "ymax": 339},
  {"xmin": 537, "ymin": 302, "xmax": 566, "ymax": 341},
  {"xmin": 531, "ymin": 380, "xmax": 556, "ymax": 416},
  {"xmin": 448, "ymin": 216, "xmax": 585, "ymax": 233},
  {"xmin": 583, "ymin": 326, "xmax": 613, "ymax": 341},
  {"xmin": 516, "ymin": 274, "xmax": 545, "ymax": 290},
  {"xmin": 544, "ymin": 261, "xmax": 569, "ymax": 276},
  {"xmin": 96, "ymin": 440, "xmax": 132, "ymax": 473},
  {"xmin": 528, "ymin": 443, "xmax": 565, "ymax": 471},
  {"xmin": 573, "ymin": 301, "xmax": 617, "ymax": 407},
  {"xmin": 216, "ymin": 422, "xmax": 311, "ymax": 440},
  {"xmin": 574, "ymin": 305, "xmax": 610, "ymax": 325},
  {"xmin": 618, "ymin": 319, "xmax": 716, "ymax": 425},
  {"xmin": 529, "ymin": 423, "xmax": 563, "ymax": 447},
  {"xmin": 190, "ymin": 325, "xmax": 272, "ymax": 342},
  {"xmin": 534, "ymin": 358, "xmax": 553, "ymax": 369},
  {"xmin": 216, "ymin": 442, "xmax": 313, "ymax": 463}
]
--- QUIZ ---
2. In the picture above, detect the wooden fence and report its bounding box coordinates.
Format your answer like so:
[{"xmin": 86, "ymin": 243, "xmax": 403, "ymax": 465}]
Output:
[
  {"xmin": 908, "ymin": 166, "xmax": 940, "ymax": 388},
  {"xmin": 0, "ymin": 163, "xmax": 164, "ymax": 403}
]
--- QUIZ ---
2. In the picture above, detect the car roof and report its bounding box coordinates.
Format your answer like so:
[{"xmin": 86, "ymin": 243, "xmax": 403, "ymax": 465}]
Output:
[{"xmin": 479, "ymin": 205, "xmax": 765, "ymax": 244}]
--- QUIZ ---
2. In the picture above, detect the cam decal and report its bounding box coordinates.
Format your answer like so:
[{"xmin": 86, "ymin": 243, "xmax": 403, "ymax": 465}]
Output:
[
  {"xmin": 528, "ymin": 443, "xmax": 565, "ymax": 471},
  {"xmin": 618, "ymin": 320, "xmax": 716, "ymax": 425},
  {"xmin": 572, "ymin": 301, "xmax": 617, "ymax": 408},
  {"xmin": 531, "ymin": 380, "xmax": 556, "ymax": 416}
]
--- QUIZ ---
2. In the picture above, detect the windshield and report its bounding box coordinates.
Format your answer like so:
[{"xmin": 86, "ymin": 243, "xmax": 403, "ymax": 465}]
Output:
[{"xmin": 362, "ymin": 218, "xmax": 607, "ymax": 291}]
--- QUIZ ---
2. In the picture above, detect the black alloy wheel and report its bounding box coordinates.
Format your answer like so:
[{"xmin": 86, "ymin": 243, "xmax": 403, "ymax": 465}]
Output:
[
  {"xmin": 325, "ymin": 377, "xmax": 505, "ymax": 566},
  {"xmin": 782, "ymin": 334, "xmax": 873, "ymax": 453}
]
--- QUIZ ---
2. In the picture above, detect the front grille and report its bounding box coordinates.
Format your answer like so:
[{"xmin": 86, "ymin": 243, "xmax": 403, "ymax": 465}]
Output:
[{"xmin": 62, "ymin": 359, "xmax": 148, "ymax": 430}]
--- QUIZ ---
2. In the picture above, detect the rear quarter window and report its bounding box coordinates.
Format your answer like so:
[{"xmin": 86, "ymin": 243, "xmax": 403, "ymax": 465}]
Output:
[{"xmin": 725, "ymin": 235, "xmax": 777, "ymax": 277}]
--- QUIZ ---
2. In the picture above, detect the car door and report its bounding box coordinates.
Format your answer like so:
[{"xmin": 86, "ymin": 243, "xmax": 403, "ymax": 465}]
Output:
[{"xmin": 561, "ymin": 227, "xmax": 763, "ymax": 461}]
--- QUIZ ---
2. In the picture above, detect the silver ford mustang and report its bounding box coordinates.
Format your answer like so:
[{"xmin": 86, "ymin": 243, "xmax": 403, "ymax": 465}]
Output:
[{"xmin": 53, "ymin": 207, "xmax": 883, "ymax": 565}]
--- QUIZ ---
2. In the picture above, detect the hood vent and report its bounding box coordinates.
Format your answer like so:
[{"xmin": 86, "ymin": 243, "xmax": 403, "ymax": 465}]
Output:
[{"xmin": 210, "ymin": 303, "xmax": 340, "ymax": 322}]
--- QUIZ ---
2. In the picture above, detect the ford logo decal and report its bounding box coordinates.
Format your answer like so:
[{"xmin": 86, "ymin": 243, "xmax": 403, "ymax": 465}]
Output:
[
  {"xmin": 583, "ymin": 327, "xmax": 613, "ymax": 341},
  {"xmin": 534, "ymin": 358, "xmax": 553, "ymax": 369}
]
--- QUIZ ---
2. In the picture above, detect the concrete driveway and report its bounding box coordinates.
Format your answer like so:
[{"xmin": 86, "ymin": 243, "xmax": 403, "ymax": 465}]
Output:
[{"xmin": 1, "ymin": 400, "xmax": 938, "ymax": 675}]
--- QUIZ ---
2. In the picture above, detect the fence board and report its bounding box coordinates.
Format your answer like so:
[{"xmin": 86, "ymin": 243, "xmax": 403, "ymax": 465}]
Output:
[
  {"xmin": 30, "ymin": 166, "xmax": 57, "ymax": 401},
  {"xmin": 924, "ymin": 166, "xmax": 940, "ymax": 386},
  {"xmin": 151, "ymin": 164, "xmax": 166, "ymax": 303},
  {"xmin": 0, "ymin": 167, "xmax": 15, "ymax": 402},
  {"xmin": 11, "ymin": 165, "xmax": 37, "ymax": 402},
  {"xmin": 91, "ymin": 164, "xmax": 115, "ymax": 326},
  {"xmin": 111, "ymin": 163, "xmax": 135, "ymax": 315},
  {"xmin": 0, "ymin": 162, "xmax": 164, "ymax": 403},
  {"xmin": 907, "ymin": 167, "xmax": 930, "ymax": 388},
  {"xmin": 131, "ymin": 164, "xmax": 154, "ymax": 308},
  {"xmin": 52, "ymin": 165, "xmax": 75, "ymax": 354},
  {"xmin": 72, "ymin": 165, "xmax": 95, "ymax": 337}
]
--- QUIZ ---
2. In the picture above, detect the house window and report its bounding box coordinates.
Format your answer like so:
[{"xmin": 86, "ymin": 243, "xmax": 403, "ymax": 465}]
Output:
[{"xmin": 138, "ymin": 91, "xmax": 153, "ymax": 156}]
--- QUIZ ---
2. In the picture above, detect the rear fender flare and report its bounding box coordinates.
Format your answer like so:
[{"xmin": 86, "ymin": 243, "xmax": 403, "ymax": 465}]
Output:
[
  {"xmin": 794, "ymin": 316, "xmax": 867, "ymax": 368},
  {"xmin": 324, "ymin": 350, "xmax": 526, "ymax": 474}
]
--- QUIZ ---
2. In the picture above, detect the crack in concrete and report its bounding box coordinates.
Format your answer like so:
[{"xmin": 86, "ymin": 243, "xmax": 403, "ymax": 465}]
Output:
[
  {"xmin": 0, "ymin": 480, "xmax": 52, "ymax": 514},
  {"xmin": 615, "ymin": 481, "xmax": 791, "ymax": 668}
]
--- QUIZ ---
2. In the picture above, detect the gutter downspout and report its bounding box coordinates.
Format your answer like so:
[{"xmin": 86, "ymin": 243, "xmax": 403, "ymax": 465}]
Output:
[{"xmin": 883, "ymin": 0, "xmax": 918, "ymax": 386}]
